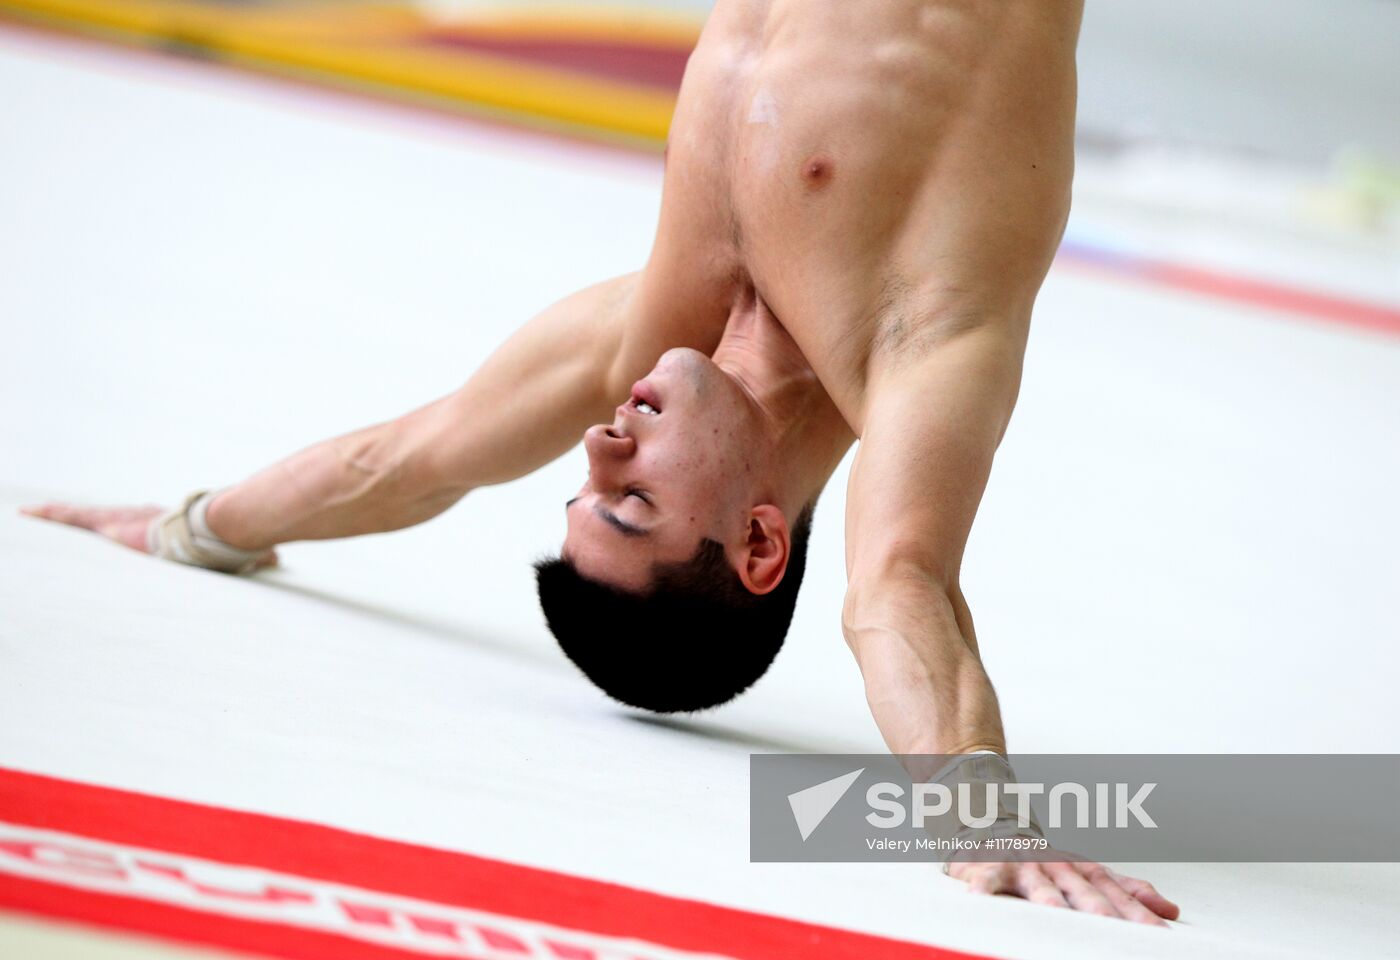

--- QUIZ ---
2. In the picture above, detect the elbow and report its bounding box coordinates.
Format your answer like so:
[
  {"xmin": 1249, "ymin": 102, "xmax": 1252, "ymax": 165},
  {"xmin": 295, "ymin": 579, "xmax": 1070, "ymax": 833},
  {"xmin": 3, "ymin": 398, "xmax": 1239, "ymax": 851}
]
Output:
[
  {"xmin": 841, "ymin": 545, "xmax": 985, "ymax": 671},
  {"xmin": 391, "ymin": 399, "xmax": 480, "ymax": 502},
  {"xmin": 852, "ymin": 540, "xmax": 958, "ymax": 593},
  {"xmin": 843, "ymin": 547, "xmax": 958, "ymax": 641}
]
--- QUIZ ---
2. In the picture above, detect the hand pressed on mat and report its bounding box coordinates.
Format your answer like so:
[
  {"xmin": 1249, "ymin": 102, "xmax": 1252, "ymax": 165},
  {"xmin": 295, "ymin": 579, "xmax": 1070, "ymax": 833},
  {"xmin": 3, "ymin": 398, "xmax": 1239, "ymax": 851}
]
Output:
[
  {"xmin": 948, "ymin": 856, "xmax": 1180, "ymax": 926},
  {"xmin": 20, "ymin": 502, "xmax": 279, "ymax": 570}
]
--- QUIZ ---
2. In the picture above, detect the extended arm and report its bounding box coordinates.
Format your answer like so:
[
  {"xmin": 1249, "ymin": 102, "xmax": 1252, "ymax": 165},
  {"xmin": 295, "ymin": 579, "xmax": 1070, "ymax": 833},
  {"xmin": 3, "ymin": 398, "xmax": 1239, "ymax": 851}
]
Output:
[
  {"xmin": 838, "ymin": 0, "xmax": 1073, "ymax": 761},
  {"xmin": 841, "ymin": 323, "xmax": 1024, "ymax": 758},
  {"xmin": 204, "ymin": 273, "xmax": 644, "ymax": 550},
  {"xmin": 843, "ymin": 323, "xmax": 1177, "ymax": 925},
  {"xmin": 26, "ymin": 272, "xmax": 655, "ymax": 554}
]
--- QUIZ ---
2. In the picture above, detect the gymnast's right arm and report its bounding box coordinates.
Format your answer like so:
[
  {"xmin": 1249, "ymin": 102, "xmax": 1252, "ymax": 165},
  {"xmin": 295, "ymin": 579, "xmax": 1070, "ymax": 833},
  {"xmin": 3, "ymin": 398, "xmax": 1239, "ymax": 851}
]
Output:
[{"xmin": 22, "ymin": 273, "xmax": 649, "ymax": 565}]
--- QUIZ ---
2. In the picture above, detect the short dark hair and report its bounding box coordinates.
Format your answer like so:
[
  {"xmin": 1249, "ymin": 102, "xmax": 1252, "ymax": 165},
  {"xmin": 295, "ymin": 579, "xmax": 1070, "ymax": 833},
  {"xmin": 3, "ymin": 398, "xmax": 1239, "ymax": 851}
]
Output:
[{"xmin": 535, "ymin": 505, "xmax": 815, "ymax": 713}]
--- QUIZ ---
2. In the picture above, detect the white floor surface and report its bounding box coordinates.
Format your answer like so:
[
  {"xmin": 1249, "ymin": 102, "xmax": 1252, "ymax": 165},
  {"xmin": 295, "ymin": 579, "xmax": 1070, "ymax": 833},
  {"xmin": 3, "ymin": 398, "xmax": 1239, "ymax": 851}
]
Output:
[{"xmin": 2, "ymin": 26, "xmax": 1399, "ymax": 960}]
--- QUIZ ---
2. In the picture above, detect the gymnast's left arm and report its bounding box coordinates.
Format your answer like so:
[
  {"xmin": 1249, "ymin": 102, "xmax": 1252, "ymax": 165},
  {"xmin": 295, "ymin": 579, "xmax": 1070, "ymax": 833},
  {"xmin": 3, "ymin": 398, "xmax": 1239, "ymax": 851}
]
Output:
[
  {"xmin": 842, "ymin": 320, "xmax": 1179, "ymax": 924},
  {"xmin": 841, "ymin": 321, "xmax": 1024, "ymax": 762}
]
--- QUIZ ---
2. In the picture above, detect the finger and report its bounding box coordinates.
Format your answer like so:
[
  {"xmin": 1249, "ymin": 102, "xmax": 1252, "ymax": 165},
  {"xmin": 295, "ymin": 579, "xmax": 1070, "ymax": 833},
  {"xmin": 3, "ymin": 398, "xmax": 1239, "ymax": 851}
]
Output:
[
  {"xmin": 963, "ymin": 864, "xmax": 1014, "ymax": 896},
  {"xmin": 944, "ymin": 858, "xmax": 977, "ymax": 882},
  {"xmin": 24, "ymin": 503, "xmax": 101, "ymax": 530},
  {"xmin": 1082, "ymin": 865, "xmax": 1168, "ymax": 927},
  {"xmin": 1044, "ymin": 861, "xmax": 1120, "ymax": 919},
  {"xmin": 1111, "ymin": 871, "xmax": 1180, "ymax": 921},
  {"xmin": 1013, "ymin": 864, "xmax": 1069, "ymax": 909}
]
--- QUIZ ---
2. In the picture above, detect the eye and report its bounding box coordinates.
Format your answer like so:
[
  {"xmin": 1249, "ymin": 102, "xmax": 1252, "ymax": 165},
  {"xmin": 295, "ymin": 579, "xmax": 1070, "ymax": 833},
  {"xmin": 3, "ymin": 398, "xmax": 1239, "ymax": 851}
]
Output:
[{"xmin": 626, "ymin": 489, "xmax": 652, "ymax": 505}]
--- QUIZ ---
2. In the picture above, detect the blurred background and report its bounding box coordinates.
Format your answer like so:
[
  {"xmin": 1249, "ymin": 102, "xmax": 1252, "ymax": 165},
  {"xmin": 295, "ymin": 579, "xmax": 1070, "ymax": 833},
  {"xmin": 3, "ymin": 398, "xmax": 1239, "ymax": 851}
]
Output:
[{"xmin": 1, "ymin": 0, "xmax": 1397, "ymax": 307}]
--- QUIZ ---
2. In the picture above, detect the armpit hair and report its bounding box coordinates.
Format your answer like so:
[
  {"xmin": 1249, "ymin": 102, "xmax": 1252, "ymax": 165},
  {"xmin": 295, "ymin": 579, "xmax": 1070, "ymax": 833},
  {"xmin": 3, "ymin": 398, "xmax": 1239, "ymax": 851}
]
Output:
[{"xmin": 863, "ymin": 273, "xmax": 995, "ymax": 371}]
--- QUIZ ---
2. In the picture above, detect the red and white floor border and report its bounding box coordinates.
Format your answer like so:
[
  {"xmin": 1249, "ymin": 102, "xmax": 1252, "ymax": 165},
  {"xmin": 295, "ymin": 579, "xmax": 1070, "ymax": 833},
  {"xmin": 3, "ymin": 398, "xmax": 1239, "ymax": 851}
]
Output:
[{"xmin": 0, "ymin": 767, "xmax": 989, "ymax": 960}]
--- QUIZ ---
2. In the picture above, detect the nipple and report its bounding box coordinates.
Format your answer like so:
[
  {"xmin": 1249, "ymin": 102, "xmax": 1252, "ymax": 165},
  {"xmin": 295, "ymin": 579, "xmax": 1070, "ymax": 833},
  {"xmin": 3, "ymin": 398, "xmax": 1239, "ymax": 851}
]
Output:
[{"xmin": 801, "ymin": 155, "xmax": 834, "ymax": 188}]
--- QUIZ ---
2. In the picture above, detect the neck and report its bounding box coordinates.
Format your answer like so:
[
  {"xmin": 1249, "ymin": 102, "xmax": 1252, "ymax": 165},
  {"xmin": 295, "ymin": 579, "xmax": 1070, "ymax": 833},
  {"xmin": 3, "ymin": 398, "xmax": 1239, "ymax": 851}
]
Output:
[{"xmin": 711, "ymin": 289, "xmax": 854, "ymax": 518}]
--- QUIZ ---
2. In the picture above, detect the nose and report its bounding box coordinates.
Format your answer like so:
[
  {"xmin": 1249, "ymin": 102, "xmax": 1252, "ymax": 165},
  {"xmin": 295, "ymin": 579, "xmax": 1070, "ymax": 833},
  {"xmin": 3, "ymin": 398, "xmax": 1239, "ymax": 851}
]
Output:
[{"xmin": 583, "ymin": 423, "xmax": 635, "ymax": 468}]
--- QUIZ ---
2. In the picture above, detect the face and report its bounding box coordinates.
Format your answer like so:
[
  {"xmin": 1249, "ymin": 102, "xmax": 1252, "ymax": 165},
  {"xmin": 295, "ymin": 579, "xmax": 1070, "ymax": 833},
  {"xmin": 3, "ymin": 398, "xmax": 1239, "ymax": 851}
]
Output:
[{"xmin": 563, "ymin": 348, "xmax": 765, "ymax": 591}]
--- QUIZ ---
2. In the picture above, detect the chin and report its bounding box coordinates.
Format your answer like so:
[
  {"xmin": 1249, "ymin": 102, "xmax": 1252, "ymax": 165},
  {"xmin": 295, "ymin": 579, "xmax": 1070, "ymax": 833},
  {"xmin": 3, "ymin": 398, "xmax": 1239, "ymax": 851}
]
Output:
[
  {"xmin": 656, "ymin": 346, "xmax": 714, "ymax": 372},
  {"xmin": 652, "ymin": 348, "xmax": 723, "ymax": 397}
]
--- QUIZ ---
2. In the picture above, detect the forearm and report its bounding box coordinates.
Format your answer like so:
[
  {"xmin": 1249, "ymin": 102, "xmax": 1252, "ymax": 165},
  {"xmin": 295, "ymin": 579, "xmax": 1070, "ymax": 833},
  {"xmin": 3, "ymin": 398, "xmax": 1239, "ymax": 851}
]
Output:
[
  {"xmin": 204, "ymin": 414, "xmax": 455, "ymax": 550},
  {"xmin": 206, "ymin": 273, "xmax": 642, "ymax": 550},
  {"xmin": 844, "ymin": 570, "xmax": 1006, "ymax": 759}
]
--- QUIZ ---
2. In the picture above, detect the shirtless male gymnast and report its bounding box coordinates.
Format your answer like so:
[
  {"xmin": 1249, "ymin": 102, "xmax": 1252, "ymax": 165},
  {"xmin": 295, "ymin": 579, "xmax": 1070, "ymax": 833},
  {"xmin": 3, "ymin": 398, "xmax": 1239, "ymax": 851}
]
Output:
[{"xmin": 25, "ymin": 0, "xmax": 1180, "ymax": 925}]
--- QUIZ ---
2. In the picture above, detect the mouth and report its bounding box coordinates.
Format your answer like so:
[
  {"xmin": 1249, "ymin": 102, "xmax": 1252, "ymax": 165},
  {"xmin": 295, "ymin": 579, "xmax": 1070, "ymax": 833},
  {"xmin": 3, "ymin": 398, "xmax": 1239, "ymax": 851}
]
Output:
[{"xmin": 628, "ymin": 379, "xmax": 663, "ymax": 416}]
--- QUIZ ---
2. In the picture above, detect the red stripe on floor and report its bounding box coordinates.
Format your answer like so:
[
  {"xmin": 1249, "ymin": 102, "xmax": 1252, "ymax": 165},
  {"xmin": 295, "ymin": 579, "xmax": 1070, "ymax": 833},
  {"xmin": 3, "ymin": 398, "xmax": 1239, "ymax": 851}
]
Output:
[
  {"xmin": 1146, "ymin": 260, "xmax": 1400, "ymax": 337},
  {"xmin": 0, "ymin": 767, "xmax": 994, "ymax": 960},
  {"xmin": 1057, "ymin": 243, "xmax": 1400, "ymax": 338}
]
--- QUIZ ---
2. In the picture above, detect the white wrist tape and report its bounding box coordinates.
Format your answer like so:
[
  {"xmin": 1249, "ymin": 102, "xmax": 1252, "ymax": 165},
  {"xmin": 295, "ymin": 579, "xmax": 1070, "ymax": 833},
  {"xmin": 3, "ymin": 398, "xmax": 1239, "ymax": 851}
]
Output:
[
  {"xmin": 147, "ymin": 491, "xmax": 264, "ymax": 574},
  {"xmin": 928, "ymin": 752, "xmax": 1045, "ymax": 867}
]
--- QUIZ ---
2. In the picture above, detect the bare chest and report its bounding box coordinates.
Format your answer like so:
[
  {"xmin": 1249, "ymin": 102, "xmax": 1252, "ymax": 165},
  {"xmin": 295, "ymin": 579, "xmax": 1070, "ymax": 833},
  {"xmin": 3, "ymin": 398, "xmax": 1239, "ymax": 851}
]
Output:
[{"xmin": 660, "ymin": 36, "xmax": 965, "ymax": 402}]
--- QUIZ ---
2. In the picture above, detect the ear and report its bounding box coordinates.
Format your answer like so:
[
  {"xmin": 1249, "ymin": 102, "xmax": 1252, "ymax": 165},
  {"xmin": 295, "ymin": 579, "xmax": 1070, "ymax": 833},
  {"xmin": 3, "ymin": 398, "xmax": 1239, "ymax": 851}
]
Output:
[{"xmin": 735, "ymin": 504, "xmax": 791, "ymax": 596}]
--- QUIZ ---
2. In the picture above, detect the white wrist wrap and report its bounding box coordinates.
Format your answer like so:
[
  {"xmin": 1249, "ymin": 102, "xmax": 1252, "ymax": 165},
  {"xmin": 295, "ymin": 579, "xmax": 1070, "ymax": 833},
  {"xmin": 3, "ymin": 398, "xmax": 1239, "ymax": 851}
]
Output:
[
  {"xmin": 929, "ymin": 752, "xmax": 1046, "ymax": 868},
  {"xmin": 147, "ymin": 491, "xmax": 264, "ymax": 574}
]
